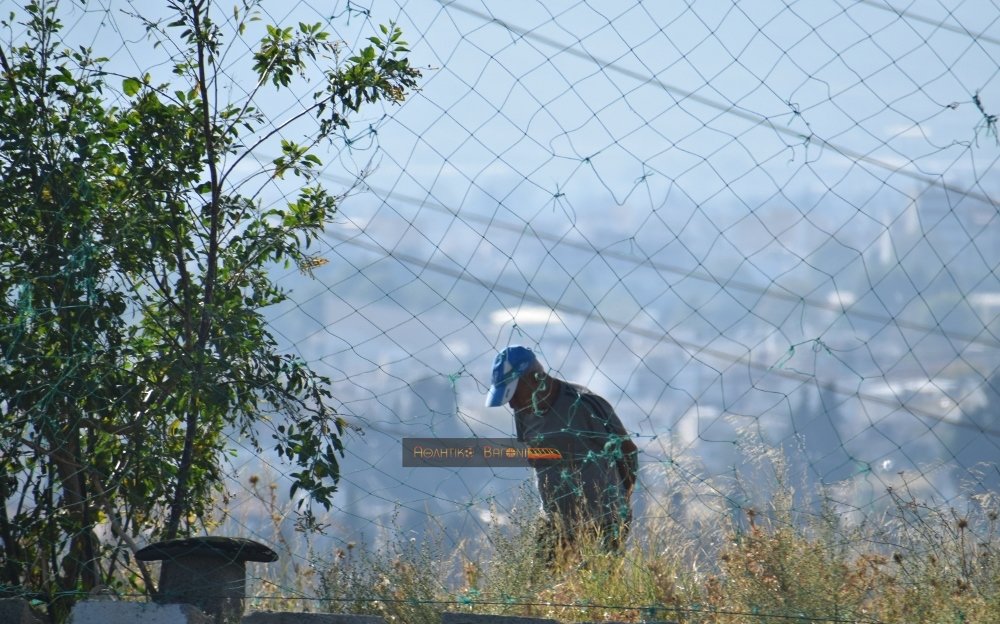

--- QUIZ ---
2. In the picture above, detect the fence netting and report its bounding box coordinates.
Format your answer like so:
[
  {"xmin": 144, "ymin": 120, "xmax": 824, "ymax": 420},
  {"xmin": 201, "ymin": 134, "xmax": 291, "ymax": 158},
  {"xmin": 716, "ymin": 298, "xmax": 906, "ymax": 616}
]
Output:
[{"xmin": 3, "ymin": 0, "xmax": 1000, "ymax": 622}]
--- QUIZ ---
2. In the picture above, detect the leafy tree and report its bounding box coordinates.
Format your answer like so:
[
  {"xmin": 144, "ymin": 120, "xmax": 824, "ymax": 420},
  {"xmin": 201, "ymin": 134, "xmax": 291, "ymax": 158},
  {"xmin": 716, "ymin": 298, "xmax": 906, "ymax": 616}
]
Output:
[{"xmin": 0, "ymin": 0, "xmax": 419, "ymax": 618}]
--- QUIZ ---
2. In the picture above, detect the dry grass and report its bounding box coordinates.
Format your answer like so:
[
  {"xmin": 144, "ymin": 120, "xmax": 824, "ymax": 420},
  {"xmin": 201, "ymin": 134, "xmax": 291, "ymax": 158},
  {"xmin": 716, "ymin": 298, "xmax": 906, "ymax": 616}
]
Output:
[{"xmin": 224, "ymin": 452, "xmax": 1000, "ymax": 624}]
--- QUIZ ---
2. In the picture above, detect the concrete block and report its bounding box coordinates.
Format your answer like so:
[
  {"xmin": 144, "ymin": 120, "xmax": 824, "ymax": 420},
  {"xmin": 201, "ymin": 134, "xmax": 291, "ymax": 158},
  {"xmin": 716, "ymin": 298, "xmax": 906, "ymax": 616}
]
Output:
[
  {"xmin": 68, "ymin": 600, "xmax": 213, "ymax": 624},
  {"xmin": 0, "ymin": 598, "xmax": 47, "ymax": 623},
  {"xmin": 242, "ymin": 613, "xmax": 386, "ymax": 624},
  {"xmin": 441, "ymin": 614, "xmax": 560, "ymax": 624}
]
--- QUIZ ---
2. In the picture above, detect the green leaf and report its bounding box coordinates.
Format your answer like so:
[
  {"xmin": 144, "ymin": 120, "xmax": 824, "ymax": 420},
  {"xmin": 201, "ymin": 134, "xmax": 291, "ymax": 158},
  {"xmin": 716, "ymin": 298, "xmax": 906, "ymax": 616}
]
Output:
[{"xmin": 122, "ymin": 77, "xmax": 142, "ymax": 96}]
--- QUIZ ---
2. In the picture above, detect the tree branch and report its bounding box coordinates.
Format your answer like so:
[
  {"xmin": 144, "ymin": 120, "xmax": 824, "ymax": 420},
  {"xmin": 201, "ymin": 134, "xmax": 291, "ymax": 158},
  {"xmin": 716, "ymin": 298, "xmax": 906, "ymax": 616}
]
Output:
[
  {"xmin": 166, "ymin": 0, "xmax": 224, "ymax": 540},
  {"xmin": 86, "ymin": 469, "xmax": 157, "ymax": 593},
  {"xmin": 220, "ymin": 93, "xmax": 331, "ymax": 187},
  {"xmin": 0, "ymin": 45, "xmax": 21, "ymax": 103}
]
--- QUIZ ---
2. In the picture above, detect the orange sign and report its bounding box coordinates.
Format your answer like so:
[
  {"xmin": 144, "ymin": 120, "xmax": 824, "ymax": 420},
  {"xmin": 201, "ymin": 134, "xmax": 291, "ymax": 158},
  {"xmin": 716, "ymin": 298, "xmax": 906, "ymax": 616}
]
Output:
[{"xmin": 527, "ymin": 447, "xmax": 563, "ymax": 460}]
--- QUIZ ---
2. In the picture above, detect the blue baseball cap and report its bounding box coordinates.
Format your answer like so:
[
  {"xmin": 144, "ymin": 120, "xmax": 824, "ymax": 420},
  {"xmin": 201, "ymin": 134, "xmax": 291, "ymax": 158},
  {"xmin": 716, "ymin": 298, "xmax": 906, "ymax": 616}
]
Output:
[{"xmin": 485, "ymin": 346, "xmax": 537, "ymax": 407}]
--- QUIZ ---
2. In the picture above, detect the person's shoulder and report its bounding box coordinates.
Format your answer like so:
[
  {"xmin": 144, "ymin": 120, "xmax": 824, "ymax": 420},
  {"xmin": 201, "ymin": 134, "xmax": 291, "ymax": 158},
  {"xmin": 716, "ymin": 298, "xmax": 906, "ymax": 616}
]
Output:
[
  {"xmin": 565, "ymin": 381, "xmax": 606, "ymax": 402},
  {"xmin": 564, "ymin": 382, "xmax": 614, "ymax": 413},
  {"xmin": 561, "ymin": 380, "xmax": 586, "ymax": 395}
]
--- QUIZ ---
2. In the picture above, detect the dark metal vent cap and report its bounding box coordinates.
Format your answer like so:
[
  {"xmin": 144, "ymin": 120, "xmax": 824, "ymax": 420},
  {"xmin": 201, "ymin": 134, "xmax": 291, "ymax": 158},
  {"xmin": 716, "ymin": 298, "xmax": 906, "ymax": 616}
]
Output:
[{"xmin": 135, "ymin": 536, "xmax": 278, "ymax": 563}]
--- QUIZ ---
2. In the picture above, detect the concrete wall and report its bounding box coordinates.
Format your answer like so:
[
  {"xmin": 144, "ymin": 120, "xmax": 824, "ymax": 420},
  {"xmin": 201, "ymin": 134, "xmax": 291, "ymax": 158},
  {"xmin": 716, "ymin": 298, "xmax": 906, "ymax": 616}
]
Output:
[
  {"xmin": 68, "ymin": 600, "xmax": 213, "ymax": 624},
  {"xmin": 0, "ymin": 598, "xmax": 49, "ymax": 624},
  {"xmin": 441, "ymin": 614, "xmax": 559, "ymax": 624},
  {"xmin": 65, "ymin": 600, "xmax": 679, "ymax": 624},
  {"xmin": 243, "ymin": 612, "xmax": 386, "ymax": 623}
]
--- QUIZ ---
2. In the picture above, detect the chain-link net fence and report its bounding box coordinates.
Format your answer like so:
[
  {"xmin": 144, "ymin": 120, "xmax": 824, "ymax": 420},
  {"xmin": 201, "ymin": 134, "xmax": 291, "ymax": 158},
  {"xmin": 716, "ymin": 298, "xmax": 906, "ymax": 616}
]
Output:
[{"xmin": 3, "ymin": 0, "xmax": 1000, "ymax": 622}]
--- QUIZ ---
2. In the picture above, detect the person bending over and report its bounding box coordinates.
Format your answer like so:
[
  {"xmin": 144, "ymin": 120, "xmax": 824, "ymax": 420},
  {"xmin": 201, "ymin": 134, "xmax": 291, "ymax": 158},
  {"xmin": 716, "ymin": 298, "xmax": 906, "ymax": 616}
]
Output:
[{"xmin": 485, "ymin": 345, "xmax": 638, "ymax": 560}]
